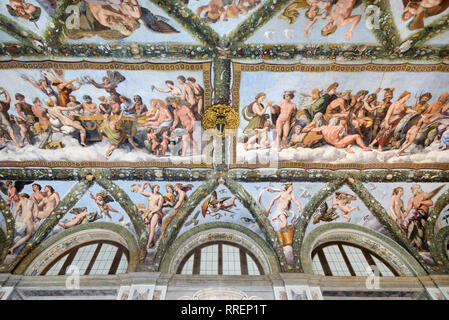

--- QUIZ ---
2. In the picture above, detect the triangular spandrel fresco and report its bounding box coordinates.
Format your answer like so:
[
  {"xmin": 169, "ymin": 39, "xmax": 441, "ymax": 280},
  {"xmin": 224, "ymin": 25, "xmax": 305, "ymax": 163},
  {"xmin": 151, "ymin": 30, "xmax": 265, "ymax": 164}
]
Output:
[
  {"xmin": 245, "ymin": 0, "xmax": 378, "ymax": 45},
  {"xmin": 305, "ymin": 184, "xmax": 390, "ymax": 237},
  {"xmin": 363, "ymin": 182, "xmax": 448, "ymax": 266},
  {"xmin": 187, "ymin": 0, "xmax": 265, "ymax": 36},
  {"xmin": 0, "ymin": 180, "xmax": 77, "ymax": 262},
  {"xmin": 0, "ymin": 0, "xmax": 52, "ymax": 35},
  {"xmin": 61, "ymin": 1, "xmax": 200, "ymax": 44},
  {"xmin": 390, "ymin": 0, "xmax": 449, "ymax": 44},
  {"xmin": 177, "ymin": 185, "xmax": 267, "ymax": 241}
]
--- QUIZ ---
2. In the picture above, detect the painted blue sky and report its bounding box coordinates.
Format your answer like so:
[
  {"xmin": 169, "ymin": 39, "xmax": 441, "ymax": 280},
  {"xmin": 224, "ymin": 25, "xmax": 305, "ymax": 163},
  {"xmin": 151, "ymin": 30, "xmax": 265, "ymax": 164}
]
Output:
[{"xmin": 0, "ymin": 68, "xmax": 204, "ymax": 119}]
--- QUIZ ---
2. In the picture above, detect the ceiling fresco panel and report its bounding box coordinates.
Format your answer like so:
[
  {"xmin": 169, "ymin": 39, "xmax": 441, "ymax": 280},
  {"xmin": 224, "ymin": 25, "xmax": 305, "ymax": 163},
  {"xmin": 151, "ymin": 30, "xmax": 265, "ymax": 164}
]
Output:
[
  {"xmin": 0, "ymin": 61, "xmax": 213, "ymax": 168},
  {"xmin": 231, "ymin": 62, "xmax": 449, "ymax": 169}
]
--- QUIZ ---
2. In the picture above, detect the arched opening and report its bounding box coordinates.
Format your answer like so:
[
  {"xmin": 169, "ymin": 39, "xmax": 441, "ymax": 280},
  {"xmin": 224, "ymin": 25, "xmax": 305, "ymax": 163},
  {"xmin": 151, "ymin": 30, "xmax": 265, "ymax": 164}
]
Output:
[
  {"xmin": 40, "ymin": 240, "xmax": 129, "ymax": 276},
  {"xmin": 311, "ymin": 241, "xmax": 399, "ymax": 277},
  {"xmin": 160, "ymin": 223, "xmax": 280, "ymax": 275},
  {"xmin": 176, "ymin": 241, "xmax": 264, "ymax": 275},
  {"xmin": 19, "ymin": 223, "xmax": 139, "ymax": 276},
  {"xmin": 301, "ymin": 224, "xmax": 427, "ymax": 277}
]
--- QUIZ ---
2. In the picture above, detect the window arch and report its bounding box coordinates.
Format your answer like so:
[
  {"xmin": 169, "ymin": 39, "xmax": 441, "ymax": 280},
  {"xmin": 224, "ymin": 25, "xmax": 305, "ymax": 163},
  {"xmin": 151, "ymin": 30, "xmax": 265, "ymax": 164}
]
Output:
[
  {"xmin": 176, "ymin": 241, "xmax": 265, "ymax": 276},
  {"xmin": 40, "ymin": 240, "xmax": 129, "ymax": 276},
  {"xmin": 311, "ymin": 241, "xmax": 399, "ymax": 277}
]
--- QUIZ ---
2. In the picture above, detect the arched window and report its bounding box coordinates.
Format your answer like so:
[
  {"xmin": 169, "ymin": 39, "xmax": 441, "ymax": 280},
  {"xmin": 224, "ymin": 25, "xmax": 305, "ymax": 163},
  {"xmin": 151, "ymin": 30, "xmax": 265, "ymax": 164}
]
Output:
[
  {"xmin": 40, "ymin": 240, "xmax": 129, "ymax": 276},
  {"xmin": 176, "ymin": 241, "xmax": 264, "ymax": 275},
  {"xmin": 311, "ymin": 241, "xmax": 399, "ymax": 277}
]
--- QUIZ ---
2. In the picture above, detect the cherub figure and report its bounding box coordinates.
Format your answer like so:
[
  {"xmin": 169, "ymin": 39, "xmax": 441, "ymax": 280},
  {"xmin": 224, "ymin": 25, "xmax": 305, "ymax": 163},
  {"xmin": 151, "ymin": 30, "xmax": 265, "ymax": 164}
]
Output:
[
  {"xmin": 89, "ymin": 190, "xmax": 124, "ymax": 222},
  {"xmin": 145, "ymin": 127, "xmax": 160, "ymax": 154},
  {"xmin": 329, "ymin": 191, "xmax": 359, "ymax": 222},
  {"xmin": 1, "ymin": 180, "xmax": 33, "ymax": 209},
  {"xmin": 158, "ymin": 130, "xmax": 170, "ymax": 156}
]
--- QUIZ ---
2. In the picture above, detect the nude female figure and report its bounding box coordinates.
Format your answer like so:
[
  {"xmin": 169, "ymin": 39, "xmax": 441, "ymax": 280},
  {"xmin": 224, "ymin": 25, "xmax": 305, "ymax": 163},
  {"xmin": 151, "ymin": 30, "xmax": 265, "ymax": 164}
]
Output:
[
  {"xmin": 265, "ymin": 183, "xmax": 302, "ymax": 232},
  {"xmin": 139, "ymin": 183, "xmax": 164, "ymax": 250},
  {"xmin": 31, "ymin": 183, "xmax": 46, "ymax": 204},
  {"xmin": 159, "ymin": 183, "xmax": 193, "ymax": 240},
  {"xmin": 389, "ymin": 187, "xmax": 405, "ymax": 225},
  {"xmin": 36, "ymin": 185, "xmax": 60, "ymax": 220},
  {"xmin": 8, "ymin": 194, "xmax": 38, "ymax": 255}
]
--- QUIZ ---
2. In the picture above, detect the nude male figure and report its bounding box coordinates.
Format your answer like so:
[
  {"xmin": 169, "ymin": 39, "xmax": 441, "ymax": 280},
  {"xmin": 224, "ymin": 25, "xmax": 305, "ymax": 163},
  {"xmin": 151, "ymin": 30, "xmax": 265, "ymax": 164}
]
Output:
[
  {"xmin": 321, "ymin": 0, "xmax": 361, "ymax": 41},
  {"xmin": 0, "ymin": 88, "xmax": 22, "ymax": 148},
  {"xmin": 31, "ymin": 98, "xmax": 50, "ymax": 129},
  {"xmin": 401, "ymin": 185, "xmax": 435, "ymax": 231},
  {"xmin": 312, "ymin": 118, "xmax": 372, "ymax": 153},
  {"xmin": 8, "ymin": 194, "xmax": 38, "ymax": 255},
  {"xmin": 265, "ymin": 184, "xmax": 302, "ymax": 232},
  {"xmin": 196, "ymin": 0, "xmax": 226, "ymax": 22},
  {"xmin": 187, "ymin": 77, "xmax": 204, "ymax": 115},
  {"xmin": 325, "ymin": 90, "xmax": 351, "ymax": 120},
  {"xmin": 36, "ymin": 185, "xmax": 60, "ymax": 220},
  {"xmin": 139, "ymin": 183, "xmax": 164, "ymax": 250},
  {"xmin": 304, "ymin": 0, "xmax": 336, "ymax": 38},
  {"xmin": 81, "ymin": 95, "xmax": 99, "ymax": 115},
  {"xmin": 389, "ymin": 187, "xmax": 405, "ymax": 225},
  {"xmin": 330, "ymin": 191, "xmax": 359, "ymax": 222},
  {"xmin": 270, "ymin": 91, "xmax": 297, "ymax": 152},
  {"xmin": 169, "ymin": 98, "xmax": 199, "ymax": 157},
  {"xmin": 6, "ymin": 181, "xmax": 18, "ymax": 209},
  {"xmin": 88, "ymin": 190, "xmax": 123, "ymax": 221},
  {"xmin": 423, "ymin": 93, "xmax": 449, "ymax": 118},
  {"xmin": 177, "ymin": 76, "xmax": 196, "ymax": 108}
]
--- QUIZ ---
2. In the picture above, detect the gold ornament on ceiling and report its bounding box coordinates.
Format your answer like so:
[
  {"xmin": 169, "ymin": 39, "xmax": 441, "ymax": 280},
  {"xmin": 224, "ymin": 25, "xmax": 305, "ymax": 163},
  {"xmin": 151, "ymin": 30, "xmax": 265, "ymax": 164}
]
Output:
[{"xmin": 201, "ymin": 104, "xmax": 239, "ymax": 137}]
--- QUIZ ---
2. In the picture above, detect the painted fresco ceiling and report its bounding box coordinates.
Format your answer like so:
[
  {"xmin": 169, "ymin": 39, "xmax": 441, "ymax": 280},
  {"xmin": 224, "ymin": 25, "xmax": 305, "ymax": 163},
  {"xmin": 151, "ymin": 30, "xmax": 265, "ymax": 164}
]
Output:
[{"xmin": 0, "ymin": 0, "xmax": 448, "ymax": 277}]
